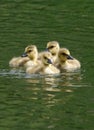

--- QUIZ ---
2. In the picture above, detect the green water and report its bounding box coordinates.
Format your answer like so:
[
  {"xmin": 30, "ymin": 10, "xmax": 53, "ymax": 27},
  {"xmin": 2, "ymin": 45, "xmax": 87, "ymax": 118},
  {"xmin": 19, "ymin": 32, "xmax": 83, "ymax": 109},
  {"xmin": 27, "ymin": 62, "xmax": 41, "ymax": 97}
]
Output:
[{"xmin": 0, "ymin": 0, "xmax": 94, "ymax": 130}]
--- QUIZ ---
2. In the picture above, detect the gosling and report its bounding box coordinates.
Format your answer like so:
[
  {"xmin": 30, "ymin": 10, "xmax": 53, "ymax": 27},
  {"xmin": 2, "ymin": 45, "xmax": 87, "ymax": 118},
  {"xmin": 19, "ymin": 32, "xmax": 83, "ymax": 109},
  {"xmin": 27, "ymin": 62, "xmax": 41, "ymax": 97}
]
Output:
[{"xmin": 57, "ymin": 48, "xmax": 81, "ymax": 72}]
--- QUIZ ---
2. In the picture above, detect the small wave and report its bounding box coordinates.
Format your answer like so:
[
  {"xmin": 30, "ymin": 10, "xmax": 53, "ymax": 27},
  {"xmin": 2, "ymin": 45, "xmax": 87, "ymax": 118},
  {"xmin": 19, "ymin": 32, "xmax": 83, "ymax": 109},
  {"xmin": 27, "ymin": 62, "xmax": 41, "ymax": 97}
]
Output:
[{"xmin": 0, "ymin": 69, "xmax": 26, "ymax": 78}]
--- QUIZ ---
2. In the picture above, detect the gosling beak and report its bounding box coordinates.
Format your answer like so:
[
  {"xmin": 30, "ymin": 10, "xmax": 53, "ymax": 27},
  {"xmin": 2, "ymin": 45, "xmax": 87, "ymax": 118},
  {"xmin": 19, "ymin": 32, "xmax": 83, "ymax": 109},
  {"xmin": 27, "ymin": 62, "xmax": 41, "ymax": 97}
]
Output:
[
  {"xmin": 21, "ymin": 52, "xmax": 28, "ymax": 57},
  {"xmin": 47, "ymin": 59, "xmax": 52, "ymax": 64},
  {"xmin": 67, "ymin": 55, "xmax": 73, "ymax": 60}
]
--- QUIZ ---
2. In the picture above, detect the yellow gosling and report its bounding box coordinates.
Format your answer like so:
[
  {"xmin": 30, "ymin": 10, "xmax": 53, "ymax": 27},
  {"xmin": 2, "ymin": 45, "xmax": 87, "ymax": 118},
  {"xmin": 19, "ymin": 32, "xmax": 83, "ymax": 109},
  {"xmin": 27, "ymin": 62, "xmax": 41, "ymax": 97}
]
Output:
[
  {"xmin": 21, "ymin": 45, "xmax": 40, "ymax": 69},
  {"xmin": 57, "ymin": 48, "xmax": 81, "ymax": 72},
  {"xmin": 9, "ymin": 45, "xmax": 39, "ymax": 68},
  {"xmin": 26, "ymin": 51, "xmax": 60, "ymax": 74},
  {"xmin": 46, "ymin": 41, "xmax": 60, "ymax": 65}
]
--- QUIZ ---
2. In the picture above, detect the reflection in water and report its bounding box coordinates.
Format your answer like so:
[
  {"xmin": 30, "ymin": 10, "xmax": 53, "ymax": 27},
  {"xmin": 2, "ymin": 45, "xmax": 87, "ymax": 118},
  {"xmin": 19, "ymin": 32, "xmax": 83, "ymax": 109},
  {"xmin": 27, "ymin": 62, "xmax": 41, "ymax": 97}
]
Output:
[
  {"xmin": 23, "ymin": 71, "xmax": 83, "ymax": 109},
  {"xmin": 0, "ymin": 68, "xmax": 90, "ymax": 129},
  {"xmin": 0, "ymin": 68, "xmax": 83, "ymax": 89},
  {"xmin": 25, "ymin": 78, "xmax": 74, "ymax": 110}
]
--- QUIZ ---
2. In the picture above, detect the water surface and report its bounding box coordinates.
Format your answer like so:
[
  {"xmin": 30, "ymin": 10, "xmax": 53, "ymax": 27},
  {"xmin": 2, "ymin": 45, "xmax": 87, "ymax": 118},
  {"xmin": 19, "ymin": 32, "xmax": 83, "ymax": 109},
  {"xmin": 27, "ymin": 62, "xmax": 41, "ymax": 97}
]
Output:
[{"xmin": 0, "ymin": 0, "xmax": 94, "ymax": 130}]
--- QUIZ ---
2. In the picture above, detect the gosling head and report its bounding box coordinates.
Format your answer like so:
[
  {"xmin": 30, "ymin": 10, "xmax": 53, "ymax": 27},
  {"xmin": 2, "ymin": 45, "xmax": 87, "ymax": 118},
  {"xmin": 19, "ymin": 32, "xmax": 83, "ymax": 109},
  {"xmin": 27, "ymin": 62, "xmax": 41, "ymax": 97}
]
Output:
[
  {"xmin": 41, "ymin": 52, "xmax": 53, "ymax": 65},
  {"xmin": 46, "ymin": 41, "xmax": 60, "ymax": 56},
  {"xmin": 22, "ymin": 45, "xmax": 38, "ymax": 60},
  {"xmin": 58, "ymin": 48, "xmax": 73, "ymax": 62}
]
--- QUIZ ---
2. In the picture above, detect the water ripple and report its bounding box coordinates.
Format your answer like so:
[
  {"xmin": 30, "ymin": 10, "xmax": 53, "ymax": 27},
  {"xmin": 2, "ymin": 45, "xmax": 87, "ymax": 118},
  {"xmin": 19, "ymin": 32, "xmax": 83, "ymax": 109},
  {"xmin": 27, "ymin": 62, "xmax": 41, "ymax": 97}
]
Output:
[{"xmin": 0, "ymin": 68, "xmax": 89, "ymax": 88}]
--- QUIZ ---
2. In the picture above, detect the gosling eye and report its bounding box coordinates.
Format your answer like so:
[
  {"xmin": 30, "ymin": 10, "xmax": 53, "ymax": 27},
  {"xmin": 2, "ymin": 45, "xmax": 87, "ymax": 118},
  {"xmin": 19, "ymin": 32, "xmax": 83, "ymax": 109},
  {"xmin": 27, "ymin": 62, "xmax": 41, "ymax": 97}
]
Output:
[
  {"xmin": 44, "ymin": 56, "xmax": 47, "ymax": 60},
  {"xmin": 61, "ymin": 53, "xmax": 67, "ymax": 56},
  {"xmin": 48, "ymin": 46, "xmax": 54, "ymax": 49},
  {"xmin": 27, "ymin": 50, "xmax": 32, "ymax": 53}
]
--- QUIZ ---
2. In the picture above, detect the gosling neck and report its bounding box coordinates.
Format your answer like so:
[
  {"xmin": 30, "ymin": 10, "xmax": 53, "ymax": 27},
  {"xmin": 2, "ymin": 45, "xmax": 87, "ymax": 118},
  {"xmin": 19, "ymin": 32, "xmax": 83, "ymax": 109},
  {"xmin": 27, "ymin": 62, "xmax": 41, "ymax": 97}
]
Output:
[
  {"xmin": 59, "ymin": 59, "xmax": 66, "ymax": 65},
  {"xmin": 29, "ymin": 54, "xmax": 38, "ymax": 62}
]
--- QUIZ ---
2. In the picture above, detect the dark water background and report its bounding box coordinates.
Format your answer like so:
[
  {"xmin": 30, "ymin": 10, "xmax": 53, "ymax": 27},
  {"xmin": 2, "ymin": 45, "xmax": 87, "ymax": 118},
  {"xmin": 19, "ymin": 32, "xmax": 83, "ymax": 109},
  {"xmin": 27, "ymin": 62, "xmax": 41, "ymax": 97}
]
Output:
[{"xmin": 0, "ymin": 0, "xmax": 94, "ymax": 130}]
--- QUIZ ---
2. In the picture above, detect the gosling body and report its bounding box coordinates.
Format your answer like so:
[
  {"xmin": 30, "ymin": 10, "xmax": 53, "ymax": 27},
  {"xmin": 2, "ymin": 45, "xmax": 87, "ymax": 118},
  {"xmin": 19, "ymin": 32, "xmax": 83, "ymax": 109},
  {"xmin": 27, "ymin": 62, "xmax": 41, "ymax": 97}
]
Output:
[
  {"xmin": 9, "ymin": 56, "xmax": 30, "ymax": 68},
  {"xmin": 9, "ymin": 45, "xmax": 39, "ymax": 69},
  {"xmin": 57, "ymin": 48, "xmax": 81, "ymax": 72},
  {"xmin": 21, "ymin": 45, "xmax": 41, "ymax": 70},
  {"xmin": 26, "ymin": 51, "xmax": 60, "ymax": 74}
]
